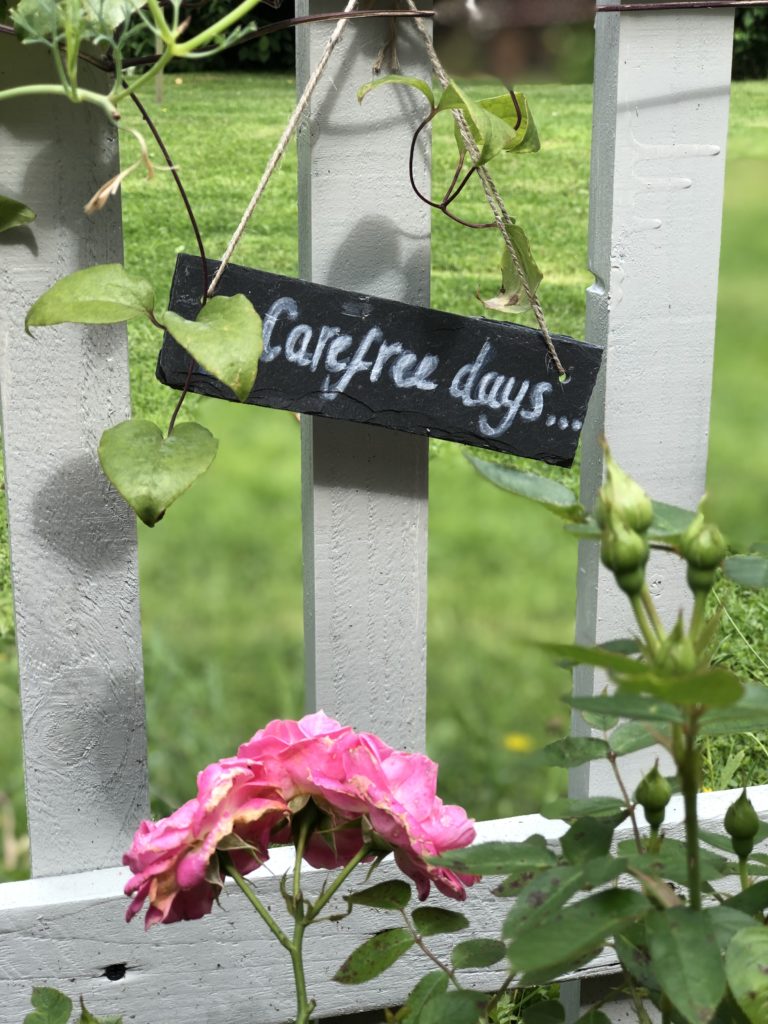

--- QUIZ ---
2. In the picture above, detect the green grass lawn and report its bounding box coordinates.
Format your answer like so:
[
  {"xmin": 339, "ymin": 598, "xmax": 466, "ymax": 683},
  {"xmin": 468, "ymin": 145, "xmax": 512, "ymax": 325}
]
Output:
[{"xmin": 1, "ymin": 75, "xmax": 767, "ymax": 875}]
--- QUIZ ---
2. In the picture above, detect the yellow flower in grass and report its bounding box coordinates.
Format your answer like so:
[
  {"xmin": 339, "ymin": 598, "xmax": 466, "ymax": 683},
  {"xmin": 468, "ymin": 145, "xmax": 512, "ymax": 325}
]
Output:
[{"xmin": 503, "ymin": 732, "xmax": 535, "ymax": 753}]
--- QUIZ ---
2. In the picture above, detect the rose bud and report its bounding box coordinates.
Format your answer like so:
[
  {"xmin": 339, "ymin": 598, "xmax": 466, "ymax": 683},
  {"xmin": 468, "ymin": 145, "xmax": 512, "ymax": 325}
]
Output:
[
  {"xmin": 635, "ymin": 762, "xmax": 672, "ymax": 830},
  {"xmin": 596, "ymin": 450, "xmax": 654, "ymax": 534},
  {"xmin": 725, "ymin": 789, "xmax": 760, "ymax": 860}
]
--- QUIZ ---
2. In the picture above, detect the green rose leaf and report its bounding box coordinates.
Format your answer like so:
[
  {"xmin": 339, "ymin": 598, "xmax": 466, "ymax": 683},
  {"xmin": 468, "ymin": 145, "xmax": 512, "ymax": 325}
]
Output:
[
  {"xmin": 502, "ymin": 865, "xmax": 585, "ymax": 937},
  {"xmin": 25, "ymin": 264, "xmax": 155, "ymax": 332},
  {"xmin": 450, "ymin": 938, "xmax": 506, "ymax": 970},
  {"xmin": 539, "ymin": 642, "xmax": 646, "ymax": 676},
  {"xmin": 726, "ymin": 926, "xmax": 768, "ymax": 1024},
  {"xmin": 561, "ymin": 816, "xmax": 620, "ymax": 865},
  {"xmin": 420, "ymin": 991, "xmax": 487, "ymax": 1024},
  {"xmin": 333, "ymin": 927, "xmax": 415, "ymax": 984},
  {"xmin": 613, "ymin": 666, "xmax": 744, "ymax": 707},
  {"xmin": 411, "ymin": 906, "xmax": 469, "ymax": 937},
  {"xmin": 626, "ymin": 838, "xmax": 728, "ymax": 885},
  {"xmin": 529, "ymin": 736, "xmax": 611, "ymax": 768},
  {"xmin": 430, "ymin": 835, "xmax": 556, "ymax": 875},
  {"xmin": 98, "ymin": 420, "xmax": 218, "ymax": 527},
  {"xmin": 707, "ymin": 907, "xmax": 757, "ymax": 952},
  {"xmin": 575, "ymin": 1013, "xmax": 612, "ymax": 1024},
  {"xmin": 522, "ymin": 1001, "xmax": 565, "ymax": 1024},
  {"xmin": 401, "ymin": 972, "xmax": 448, "ymax": 1022},
  {"xmin": 467, "ymin": 455, "xmax": 583, "ymax": 519},
  {"xmin": 563, "ymin": 693, "xmax": 684, "ymax": 725},
  {"xmin": 478, "ymin": 229, "xmax": 544, "ymax": 316},
  {"xmin": 0, "ymin": 193, "xmax": 35, "ymax": 233},
  {"xmin": 700, "ymin": 683, "xmax": 768, "ymax": 736},
  {"xmin": 507, "ymin": 889, "xmax": 648, "ymax": 981},
  {"xmin": 645, "ymin": 908, "xmax": 727, "ymax": 1024},
  {"xmin": 609, "ymin": 721, "xmax": 660, "ymax": 757},
  {"xmin": 357, "ymin": 74, "xmax": 435, "ymax": 109},
  {"xmin": 24, "ymin": 988, "xmax": 73, "ymax": 1024},
  {"xmin": 647, "ymin": 500, "xmax": 697, "ymax": 541},
  {"xmin": 723, "ymin": 555, "xmax": 768, "ymax": 590},
  {"xmin": 724, "ymin": 878, "xmax": 768, "ymax": 915},
  {"xmin": 542, "ymin": 796, "xmax": 628, "ymax": 820},
  {"xmin": 159, "ymin": 294, "xmax": 262, "ymax": 402},
  {"xmin": 346, "ymin": 880, "xmax": 411, "ymax": 911}
]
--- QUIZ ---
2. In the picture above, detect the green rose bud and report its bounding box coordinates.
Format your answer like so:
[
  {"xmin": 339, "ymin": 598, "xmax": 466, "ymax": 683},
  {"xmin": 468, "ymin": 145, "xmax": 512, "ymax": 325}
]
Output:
[
  {"xmin": 635, "ymin": 762, "xmax": 672, "ymax": 830},
  {"xmin": 680, "ymin": 512, "xmax": 726, "ymax": 594},
  {"xmin": 725, "ymin": 789, "xmax": 760, "ymax": 860},
  {"xmin": 601, "ymin": 522, "xmax": 649, "ymax": 595},
  {"xmin": 596, "ymin": 450, "xmax": 654, "ymax": 533},
  {"xmin": 657, "ymin": 615, "xmax": 698, "ymax": 675}
]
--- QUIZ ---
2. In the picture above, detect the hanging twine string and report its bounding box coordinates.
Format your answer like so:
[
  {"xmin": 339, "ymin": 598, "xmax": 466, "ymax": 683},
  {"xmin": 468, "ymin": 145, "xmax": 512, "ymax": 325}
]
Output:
[
  {"xmin": 403, "ymin": 0, "xmax": 567, "ymax": 378},
  {"xmin": 207, "ymin": 0, "xmax": 362, "ymax": 297}
]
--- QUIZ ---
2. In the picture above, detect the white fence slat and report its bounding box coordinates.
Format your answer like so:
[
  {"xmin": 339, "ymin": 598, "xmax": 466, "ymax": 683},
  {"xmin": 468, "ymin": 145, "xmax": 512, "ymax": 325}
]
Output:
[
  {"xmin": 0, "ymin": 39, "xmax": 148, "ymax": 875},
  {"xmin": 297, "ymin": 0, "xmax": 430, "ymax": 751},
  {"xmin": 574, "ymin": 6, "xmax": 735, "ymax": 797},
  {"xmin": 2, "ymin": 788, "xmax": 766, "ymax": 1022}
]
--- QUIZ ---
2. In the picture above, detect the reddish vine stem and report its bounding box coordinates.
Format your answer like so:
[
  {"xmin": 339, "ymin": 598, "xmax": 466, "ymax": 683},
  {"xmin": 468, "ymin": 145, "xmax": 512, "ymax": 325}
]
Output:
[{"xmin": 125, "ymin": 88, "xmax": 205, "ymax": 435}]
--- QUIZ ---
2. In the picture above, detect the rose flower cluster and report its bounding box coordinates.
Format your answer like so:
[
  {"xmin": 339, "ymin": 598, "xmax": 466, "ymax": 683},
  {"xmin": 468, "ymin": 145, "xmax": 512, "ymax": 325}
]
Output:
[{"xmin": 124, "ymin": 712, "xmax": 477, "ymax": 928}]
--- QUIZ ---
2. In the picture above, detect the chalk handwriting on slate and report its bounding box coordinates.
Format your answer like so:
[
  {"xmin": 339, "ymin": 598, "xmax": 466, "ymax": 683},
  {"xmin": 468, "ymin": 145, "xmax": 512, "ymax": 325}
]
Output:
[
  {"xmin": 157, "ymin": 256, "xmax": 603, "ymax": 467},
  {"xmin": 261, "ymin": 298, "xmax": 564, "ymax": 441}
]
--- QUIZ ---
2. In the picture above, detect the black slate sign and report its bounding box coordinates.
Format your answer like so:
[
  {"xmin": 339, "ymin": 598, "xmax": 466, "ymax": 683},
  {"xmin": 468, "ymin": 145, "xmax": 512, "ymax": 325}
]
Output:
[{"xmin": 157, "ymin": 254, "xmax": 603, "ymax": 467}]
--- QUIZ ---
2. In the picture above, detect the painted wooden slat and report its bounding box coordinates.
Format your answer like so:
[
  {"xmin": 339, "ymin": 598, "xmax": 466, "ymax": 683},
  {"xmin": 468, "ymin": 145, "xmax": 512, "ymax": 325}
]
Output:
[
  {"xmin": 297, "ymin": 1, "xmax": 430, "ymax": 750},
  {"xmin": 2, "ymin": 788, "xmax": 766, "ymax": 1023},
  {"xmin": 0, "ymin": 39, "xmax": 148, "ymax": 875},
  {"xmin": 574, "ymin": 5, "xmax": 736, "ymax": 799}
]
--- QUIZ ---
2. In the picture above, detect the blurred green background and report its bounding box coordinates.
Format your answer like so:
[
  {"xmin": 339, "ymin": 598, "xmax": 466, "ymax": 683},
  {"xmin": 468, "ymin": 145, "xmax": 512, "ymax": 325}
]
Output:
[{"xmin": 1, "ymin": 74, "xmax": 767, "ymax": 879}]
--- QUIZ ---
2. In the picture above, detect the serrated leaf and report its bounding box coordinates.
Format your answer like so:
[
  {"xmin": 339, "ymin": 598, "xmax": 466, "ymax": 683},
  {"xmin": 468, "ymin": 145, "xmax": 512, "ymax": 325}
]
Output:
[
  {"xmin": 420, "ymin": 991, "xmax": 487, "ymax": 1024},
  {"xmin": 401, "ymin": 972, "xmax": 448, "ymax": 1023},
  {"xmin": 98, "ymin": 419, "xmax": 218, "ymax": 527},
  {"xmin": 333, "ymin": 928, "xmax": 415, "ymax": 984},
  {"xmin": 706, "ymin": 906, "xmax": 756, "ymax": 952},
  {"xmin": 0, "ymin": 193, "xmax": 35, "ymax": 233},
  {"xmin": 609, "ymin": 721, "xmax": 660, "ymax": 756},
  {"xmin": 529, "ymin": 736, "xmax": 610, "ymax": 768},
  {"xmin": 615, "ymin": 924, "xmax": 658, "ymax": 991},
  {"xmin": 724, "ymin": 555, "xmax": 768, "ymax": 590},
  {"xmin": 24, "ymin": 988, "xmax": 73, "ymax": 1024},
  {"xmin": 503, "ymin": 865, "xmax": 585, "ymax": 937},
  {"xmin": 625, "ymin": 838, "xmax": 728, "ymax": 885},
  {"xmin": 564, "ymin": 693, "xmax": 684, "ymax": 725},
  {"xmin": 430, "ymin": 835, "xmax": 556, "ymax": 875},
  {"xmin": 647, "ymin": 501, "xmax": 697, "ymax": 541},
  {"xmin": 724, "ymin": 878, "xmax": 768, "ymax": 915},
  {"xmin": 160, "ymin": 294, "xmax": 262, "ymax": 401},
  {"xmin": 347, "ymin": 880, "xmax": 411, "ymax": 911},
  {"xmin": 478, "ymin": 229, "xmax": 544, "ymax": 316},
  {"xmin": 522, "ymin": 1001, "xmax": 565, "ymax": 1024},
  {"xmin": 700, "ymin": 683, "xmax": 768, "ymax": 735},
  {"xmin": 357, "ymin": 74, "xmax": 435, "ymax": 109},
  {"xmin": 542, "ymin": 796, "xmax": 627, "ymax": 821},
  {"xmin": 540, "ymin": 642, "xmax": 646, "ymax": 676},
  {"xmin": 614, "ymin": 667, "xmax": 744, "ymax": 708},
  {"xmin": 411, "ymin": 906, "xmax": 468, "ymax": 936},
  {"xmin": 450, "ymin": 938, "xmax": 506, "ymax": 970},
  {"xmin": 646, "ymin": 909, "xmax": 727, "ymax": 1024},
  {"xmin": 562, "ymin": 816, "xmax": 619, "ymax": 865},
  {"xmin": 26, "ymin": 264, "xmax": 155, "ymax": 331},
  {"xmin": 507, "ymin": 890, "xmax": 648, "ymax": 979},
  {"xmin": 467, "ymin": 455, "xmax": 582, "ymax": 519},
  {"xmin": 726, "ymin": 926, "xmax": 768, "ymax": 1024}
]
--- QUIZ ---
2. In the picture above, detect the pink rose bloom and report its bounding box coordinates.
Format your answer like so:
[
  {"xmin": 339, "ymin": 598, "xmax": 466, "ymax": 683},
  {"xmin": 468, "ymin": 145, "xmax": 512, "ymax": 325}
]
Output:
[
  {"xmin": 124, "ymin": 758, "xmax": 289, "ymax": 928},
  {"xmin": 124, "ymin": 712, "xmax": 476, "ymax": 928}
]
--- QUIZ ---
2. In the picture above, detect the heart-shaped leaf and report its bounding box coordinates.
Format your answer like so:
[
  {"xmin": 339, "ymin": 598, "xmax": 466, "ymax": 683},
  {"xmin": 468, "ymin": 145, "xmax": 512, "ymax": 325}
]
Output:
[
  {"xmin": 0, "ymin": 193, "xmax": 36, "ymax": 233},
  {"xmin": 26, "ymin": 264, "xmax": 155, "ymax": 332},
  {"xmin": 726, "ymin": 926, "xmax": 768, "ymax": 1024},
  {"xmin": 357, "ymin": 74, "xmax": 435, "ymax": 109},
  {"xmin": 454, "ymin": 92, "xmax": 540, "ymax": 158},
  {"xmin": 98, "ymin": 419, "xmax": 218, "ymax": 527},
  {"xmin": 160, "ymin": 294, "xmax": 262, "ymax": 401},
  {"xmin": 24, "ymin": 988, "xmax": 72, "ymax": 1024},
  {"xmin": 478, "ymin": 229, "xmax": 543, "ymax": 316}
]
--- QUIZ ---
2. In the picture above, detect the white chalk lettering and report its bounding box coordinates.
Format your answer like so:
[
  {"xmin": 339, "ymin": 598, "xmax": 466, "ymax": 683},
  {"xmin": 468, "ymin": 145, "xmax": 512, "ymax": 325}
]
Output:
[
  {"xmin": 311, "ymin": 325, "xmax": 340, "ymax": 372},
  {"xmin": 520, "ymin": 382, "xmax": 553, "ymax": 421},
  {"xmin": 477, "ymin": 371, "xmax": 504, "ymax": 408},
  {"xmin": 370, "ymin": 340, "xmax": 403, "ymax": 382},
  {"xmin": 412, "ymin": 354, "xmax": 439, "ymax": 391},
  {"xmin": 262, "ymin": 296, "xmax": 298, "ymax": 362},
  {"xmin": 326, "ymin": 334, "xmax": 353, "ymax": 373},
  {"xmin": 479, "ymin": 379, "xmax": 530, "ymax": 437},
  {"xmin": 285, "ymin": 324, "xmax": 313, "ymax": 367},
  {"xmin": 450, "ymin": 341, "xmax": 492, "ymax": 407},
  {"xmin": 324, "ymin": 328, "xmax": 380, "ymax": 397},
  {"xmin": 391, "ymin": 352, "xmax": 419, "ymax": 388}
]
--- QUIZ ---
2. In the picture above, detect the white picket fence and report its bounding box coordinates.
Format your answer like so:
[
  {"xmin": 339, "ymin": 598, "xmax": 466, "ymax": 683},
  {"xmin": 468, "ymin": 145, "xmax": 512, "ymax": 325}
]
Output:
[{"xmin": 1, "ymin": 2, "xmax": 767, "ymax": 1022}]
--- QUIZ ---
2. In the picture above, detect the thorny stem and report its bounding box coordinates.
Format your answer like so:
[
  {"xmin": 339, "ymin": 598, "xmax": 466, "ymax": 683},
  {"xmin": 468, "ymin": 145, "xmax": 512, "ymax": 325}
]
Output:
[
  {"xmin": 305, "ymin": 843, "xmax": 373, "ymax": 922},
  {"xmin": 224, "ymin": 860, "xmax": 293, "ymax": 952},
  {"xmin": 608, "ymin": 751, "xmax": 644, "ymax": 851},
  {"xmin": 289, "ymin": 819, "xmax": 314, "ymax": 1024},
  {"xmin": 399, "ymin": 908, "xmax": 463, "ymax": 990}
]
